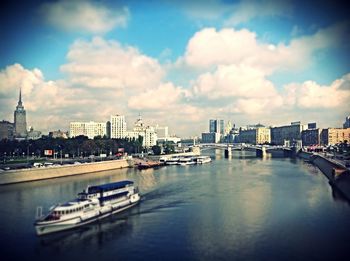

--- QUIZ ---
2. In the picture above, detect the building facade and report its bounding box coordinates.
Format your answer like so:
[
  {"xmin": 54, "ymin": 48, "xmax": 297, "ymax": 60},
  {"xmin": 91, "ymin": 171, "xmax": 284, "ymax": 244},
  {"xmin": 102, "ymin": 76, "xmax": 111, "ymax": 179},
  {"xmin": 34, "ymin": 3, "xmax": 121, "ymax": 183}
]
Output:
[
  {"xmin": 343, "ymin": 116, "xmax": 350, "ymax": 128},
  {"xmin": 70, "ymin": 121, "xmax": 107, "ymax": 139},
  {"xmin": 201, "ymin": 132, "xmax": 221, "ymax": 143},
  {"xmin": 14, "ymin": 89, "xmax": 27, "ymax": 138},
  {"xmin": 209, "ymin": 119, "xmax": 224, "ymax": 134},
  {"xmin": 301, "ymin": 128, "xmax": 322, "ymax": 146},
  {"xmin": 271, "ymin": 122, "xmax": 306, "ymax": 145},
  {"xmin": 49, "ymin": 130, "xmax": 69, "ymax": 139},
  {"xmin": 110, "ymin": 115, "xmax": 126, "ymax": 139},
  {"xmin": 238, "ymin": 127, "xmax": 271, "ymax": 144},
  {"xmin": 0, "ymin": 120, "xmax": 14, "ymax": 140},
  {"xmin": 320, "ymin": 128, "xmax": 350, "ymax": 146}
]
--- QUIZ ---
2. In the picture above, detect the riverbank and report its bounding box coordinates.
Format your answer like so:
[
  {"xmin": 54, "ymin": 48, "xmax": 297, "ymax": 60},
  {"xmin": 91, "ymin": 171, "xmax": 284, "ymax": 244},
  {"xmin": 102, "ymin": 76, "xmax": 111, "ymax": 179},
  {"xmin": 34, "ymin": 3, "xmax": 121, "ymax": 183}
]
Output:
[
  {"xmin": 298, "ymin": 151, "xmax": 350, "ymax": 201},
  {"xmin": 0, "ymin": 159, "xmax": 131, "ymax": 185}
]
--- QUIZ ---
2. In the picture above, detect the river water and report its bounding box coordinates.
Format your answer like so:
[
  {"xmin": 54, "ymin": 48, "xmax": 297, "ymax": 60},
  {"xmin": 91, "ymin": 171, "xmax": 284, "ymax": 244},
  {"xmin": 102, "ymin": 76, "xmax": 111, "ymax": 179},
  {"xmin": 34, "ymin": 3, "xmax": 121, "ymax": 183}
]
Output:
[{"xmin": 0, "ymin": 150, "xmax": 349, "ymax": 261}]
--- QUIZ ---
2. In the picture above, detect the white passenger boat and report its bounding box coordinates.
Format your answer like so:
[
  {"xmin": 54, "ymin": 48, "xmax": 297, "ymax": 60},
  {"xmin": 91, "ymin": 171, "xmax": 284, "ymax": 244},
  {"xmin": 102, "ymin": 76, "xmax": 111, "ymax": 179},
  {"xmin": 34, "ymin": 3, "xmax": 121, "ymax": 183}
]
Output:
[
  {"xmin": 196, "ymin": 156, "xmax": 212, "ymax": 164},
  {"xmin": 165, "ymin": 157, "xmax": 180, "ymax": 165},
  {"xmin": 178, "ymin": 157, "xmax": 196, "ymax": 166},
  {"xmin": 34, "ymin": 180, "xmax": 140, "ymax": 236}
]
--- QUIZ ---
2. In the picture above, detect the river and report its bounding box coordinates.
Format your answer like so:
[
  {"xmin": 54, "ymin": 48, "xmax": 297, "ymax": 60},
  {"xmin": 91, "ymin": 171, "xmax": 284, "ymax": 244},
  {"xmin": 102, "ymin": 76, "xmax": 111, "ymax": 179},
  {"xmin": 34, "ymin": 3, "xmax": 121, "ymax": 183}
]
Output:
[{"xmin": 0, "ymin": 149, "xmax": 349, "ymax": 261}]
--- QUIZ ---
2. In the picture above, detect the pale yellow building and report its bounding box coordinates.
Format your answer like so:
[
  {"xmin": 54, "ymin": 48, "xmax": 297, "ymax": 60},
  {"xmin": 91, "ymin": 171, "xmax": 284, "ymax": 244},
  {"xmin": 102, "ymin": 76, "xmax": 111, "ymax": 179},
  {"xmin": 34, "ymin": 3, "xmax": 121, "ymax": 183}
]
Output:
[
  {"xmin": 239, "ymin": 127, "xmax": 271, "ymax": 144},
  {"xmin": 320, "ymin": 128, "xmax": 350, "ymax": 146}
]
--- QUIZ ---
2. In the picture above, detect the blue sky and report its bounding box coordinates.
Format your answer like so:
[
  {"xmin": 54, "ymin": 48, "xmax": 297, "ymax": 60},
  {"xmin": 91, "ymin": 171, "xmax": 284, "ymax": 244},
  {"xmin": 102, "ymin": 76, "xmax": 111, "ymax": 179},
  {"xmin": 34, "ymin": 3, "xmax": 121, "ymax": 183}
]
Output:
[{"xmin": 0, "ymin": 0, "xmax": 349, "ymax": 137}]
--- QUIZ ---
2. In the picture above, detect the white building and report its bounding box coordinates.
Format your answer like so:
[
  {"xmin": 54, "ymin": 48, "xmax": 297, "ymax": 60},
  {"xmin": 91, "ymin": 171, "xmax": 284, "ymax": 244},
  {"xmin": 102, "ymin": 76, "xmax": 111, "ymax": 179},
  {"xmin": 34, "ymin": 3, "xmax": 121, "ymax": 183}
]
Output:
[
  {"xmin": 143, "ymin": 126, "xmax": 157, "ymax": 147},
  {"xmin": 70, "ymin": 121, "xmax": 107, "ymax": 139},
  {"xmin": 110, "ymin": 115, "xmax": 126, "ymax": 139}
]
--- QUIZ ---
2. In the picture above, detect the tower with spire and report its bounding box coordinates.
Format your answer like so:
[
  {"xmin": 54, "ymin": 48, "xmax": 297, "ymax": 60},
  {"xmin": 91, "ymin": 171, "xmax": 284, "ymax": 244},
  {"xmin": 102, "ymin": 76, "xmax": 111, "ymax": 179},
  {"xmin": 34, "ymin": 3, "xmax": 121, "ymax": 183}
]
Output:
[{"xmin": 14, "ymin": 88, "xmax": 27, "ymax": 138}]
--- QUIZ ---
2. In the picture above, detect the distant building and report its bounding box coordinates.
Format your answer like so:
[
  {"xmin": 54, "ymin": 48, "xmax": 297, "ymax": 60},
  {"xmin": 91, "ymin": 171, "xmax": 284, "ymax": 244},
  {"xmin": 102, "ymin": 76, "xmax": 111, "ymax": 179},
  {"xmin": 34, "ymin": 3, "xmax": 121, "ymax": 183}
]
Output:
[
  {"xmin": 343, "ymin": 116, "xmax": 350, "ymax": 128},
  {"xmin": 27, "ymin": 127, "xmax": 42, "ymax": 140},
  {"xmin": 0, "ymin": 120, "xmax": 14, "ymax": 140},
  {"xmin": 70, "ymin": 121, "xmax": 107, "ymax": 139},
  {"xmin": 224, "ymin": 121, "xmax": 233, "ymax": 136},
  {"xmin": 238, "ymin": 127, "xmax": 271, "ymax": 145},
  {"xmin": 49, "ymin": 130, "xmax": 69, "ymax": 139},
  {"xmin": 125, "ymin": 115, "xmax": 157, "ymax": 147},
  {"xmin": 308, "ymin": 122, "xmax": 317, "ymax": 129},
  {"xmin": 110, "ymin": 115, "xmax": 126, "ymax": 139},
  {"xmin": 301, "ymin": 128, "xmax": 321, "ymax": 146},
  {"xmin": 271, "ymin": 122, "xmax": 307, "ymax": 145},
  {"xmin": 201, "ymin": 132, "xmax": 221, "ymax": 143},
  {"xmin": 209, "ymin": 119, "xmax": 224, "ymax": 134},
  {"xmin": 320, "ymin": 128, "xmax": 350, "ymax": 146},
  {"xmin": 14, "ymin": 89, "xmax": 27, "ymax": 138}
]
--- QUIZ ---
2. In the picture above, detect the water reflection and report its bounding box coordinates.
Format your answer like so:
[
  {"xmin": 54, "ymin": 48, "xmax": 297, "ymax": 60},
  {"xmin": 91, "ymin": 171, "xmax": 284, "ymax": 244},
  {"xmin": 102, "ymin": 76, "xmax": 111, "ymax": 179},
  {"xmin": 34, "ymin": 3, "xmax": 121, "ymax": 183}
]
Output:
[{"xmin": 1, "ymin": 150, "xmax": 350, "ymax": 261}]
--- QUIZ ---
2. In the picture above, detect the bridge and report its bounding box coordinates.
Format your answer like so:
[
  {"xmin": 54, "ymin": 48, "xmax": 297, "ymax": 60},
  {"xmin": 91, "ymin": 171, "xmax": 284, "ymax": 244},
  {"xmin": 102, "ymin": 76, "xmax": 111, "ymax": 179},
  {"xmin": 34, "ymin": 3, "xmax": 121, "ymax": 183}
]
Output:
[{"xmin": 197, "ymin": 143, "xmax": 295, "ymax": 158}]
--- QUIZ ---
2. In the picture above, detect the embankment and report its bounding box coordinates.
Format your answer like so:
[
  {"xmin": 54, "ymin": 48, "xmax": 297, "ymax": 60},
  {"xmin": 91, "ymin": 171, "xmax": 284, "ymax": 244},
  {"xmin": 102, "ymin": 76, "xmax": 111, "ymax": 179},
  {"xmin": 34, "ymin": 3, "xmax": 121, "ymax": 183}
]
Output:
[
  {"xmin": 0, "ymin": 159, "xmax": 131, "ymax": 185},
  {"xmin": 298, "ymin": 151, "xmax": 350, "ymax": 201}
]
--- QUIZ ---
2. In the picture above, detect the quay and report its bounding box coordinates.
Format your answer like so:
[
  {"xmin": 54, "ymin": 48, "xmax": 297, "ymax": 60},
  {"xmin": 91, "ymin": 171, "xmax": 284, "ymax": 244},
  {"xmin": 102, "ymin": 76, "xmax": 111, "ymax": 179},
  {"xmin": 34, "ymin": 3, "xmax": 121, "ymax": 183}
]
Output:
[
  {"xmin": 298, "ymin": 151, "xmax": 350, "ymax": 201},
  {"xmin": 0, "ymin": 159, "xmax": 130, "ymax": 185}
]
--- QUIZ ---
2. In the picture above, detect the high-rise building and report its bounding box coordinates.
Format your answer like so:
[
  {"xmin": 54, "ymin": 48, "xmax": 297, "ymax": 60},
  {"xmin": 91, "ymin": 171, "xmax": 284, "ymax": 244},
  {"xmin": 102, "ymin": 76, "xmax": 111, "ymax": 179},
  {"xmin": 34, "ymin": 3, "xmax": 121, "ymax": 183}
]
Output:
[
  {"xmin": 111, "ymin": 115, "xmax": 126, "ymax": 139},
  {"xmin": 209, "ymin": 119, "xmax": 224, "ymax": 134},
  {"xmin": 125, "ymin": 115, "xmax": 157, "ymax": 147},
  {"xmin": 14, "ymin": 89, "xmax": 27, "ymax": 138},
  {"xmin": 70, "ymin": 121, "xmax": 107, "ymax": 139}
]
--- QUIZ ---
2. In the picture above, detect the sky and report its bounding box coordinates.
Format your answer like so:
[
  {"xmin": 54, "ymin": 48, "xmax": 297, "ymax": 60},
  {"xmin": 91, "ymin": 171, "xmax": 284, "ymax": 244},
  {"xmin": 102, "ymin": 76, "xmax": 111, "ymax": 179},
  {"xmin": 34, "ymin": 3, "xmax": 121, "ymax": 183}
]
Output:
[{"xmin": 0, "ymin": 0, "xmax": 349, "ymax": 137}]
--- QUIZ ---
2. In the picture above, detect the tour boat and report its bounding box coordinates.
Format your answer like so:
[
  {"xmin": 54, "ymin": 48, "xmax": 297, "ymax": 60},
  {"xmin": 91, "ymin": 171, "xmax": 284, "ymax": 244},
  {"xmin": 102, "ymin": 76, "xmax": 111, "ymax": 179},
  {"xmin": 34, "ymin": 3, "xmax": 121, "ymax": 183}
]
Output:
[
  {"xmin": 178, "ymin": 157, "xmax": 196, "ymax": 166},
  {"xmin": 196, "ymin": 156, "xmax": 212, "ymax": 164},
  {"xmin": 165, "ymin": 157, "xmax": 180, "ymax": 165},
  {"xmin": 34, "ymin": 180, "xmax": 140, "ymax": 236}
]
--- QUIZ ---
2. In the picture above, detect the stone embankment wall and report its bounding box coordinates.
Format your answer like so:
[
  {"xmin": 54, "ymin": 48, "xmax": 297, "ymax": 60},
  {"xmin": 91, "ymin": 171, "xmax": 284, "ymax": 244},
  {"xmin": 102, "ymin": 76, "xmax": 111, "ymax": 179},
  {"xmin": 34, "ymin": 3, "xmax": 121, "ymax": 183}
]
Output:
[
  {"xmin": 298, "ymin": 151, "xmax": 350, "ymax": 201},
  {"xmin": 0, "ymin": 159, "xmax": 130, "ymax": 185}
]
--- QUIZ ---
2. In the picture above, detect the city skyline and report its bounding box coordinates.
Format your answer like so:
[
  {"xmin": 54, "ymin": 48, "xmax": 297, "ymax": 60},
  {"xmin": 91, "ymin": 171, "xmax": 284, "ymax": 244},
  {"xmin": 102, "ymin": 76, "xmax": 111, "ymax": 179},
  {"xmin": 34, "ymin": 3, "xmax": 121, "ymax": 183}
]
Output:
[{"xmin": 0, "ymin": 0, "xmax": 349, "ymax": 137}]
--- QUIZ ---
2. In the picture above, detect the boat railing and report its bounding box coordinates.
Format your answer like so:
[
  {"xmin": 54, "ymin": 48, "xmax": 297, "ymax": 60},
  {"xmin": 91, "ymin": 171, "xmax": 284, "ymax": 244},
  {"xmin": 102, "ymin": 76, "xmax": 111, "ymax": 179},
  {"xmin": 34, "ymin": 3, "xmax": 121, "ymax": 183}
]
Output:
[{"xmin": 36, "ymin": 206, "xmax": 43, "ymax": 220}]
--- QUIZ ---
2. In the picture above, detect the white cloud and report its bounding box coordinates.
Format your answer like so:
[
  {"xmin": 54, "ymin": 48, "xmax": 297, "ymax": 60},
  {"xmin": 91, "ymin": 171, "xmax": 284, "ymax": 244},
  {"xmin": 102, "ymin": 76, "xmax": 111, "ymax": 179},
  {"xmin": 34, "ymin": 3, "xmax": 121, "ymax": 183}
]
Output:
[
  {"xmin": 224, "ymin": 0, "xmax": 292, "ymax": 26},
  {"xmin": 284, "ymin": 74, "xmax": 350, "ymax": 109},
  {"xmin": 60, "ymin": 37, "xmax": 165, "ymax": 90},
  {"xmin": 192, "ymin": 64, "xmax": 278, "ymax": 99},
  {"xmin": 180, "ymin": 24, "xmax": 347, "ymax": 74},
  {"xmin": 128, "ymin": 82, "xmax": 188, "ymax": 111},
  {"xmin": 0, "ymin": 64, "xmax": 93, "ymax": 131},
  {"xmin": 41, "ymin": 0, "xmax": 129, "ymax": 34},
  {"xmin": 0, "ymin": 64, "xmax": 43, "ymax": 97}
]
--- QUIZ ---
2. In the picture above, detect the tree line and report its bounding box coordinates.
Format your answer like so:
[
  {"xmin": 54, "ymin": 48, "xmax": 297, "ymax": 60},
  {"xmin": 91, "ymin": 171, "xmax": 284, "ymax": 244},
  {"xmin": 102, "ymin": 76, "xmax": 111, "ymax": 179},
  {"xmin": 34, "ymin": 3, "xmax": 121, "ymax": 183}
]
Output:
[{"xmin": 0, "ymin": 135, "xmax": 143, "ymax": 158}]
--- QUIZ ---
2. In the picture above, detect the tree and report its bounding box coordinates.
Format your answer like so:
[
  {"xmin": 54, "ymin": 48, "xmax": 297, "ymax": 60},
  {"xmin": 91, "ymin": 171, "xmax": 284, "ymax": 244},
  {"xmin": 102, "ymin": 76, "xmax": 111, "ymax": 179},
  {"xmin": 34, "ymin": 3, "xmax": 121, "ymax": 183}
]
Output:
[{"xmin": 152, "ymin": 145, "xmax": 161, "ymax": 155}]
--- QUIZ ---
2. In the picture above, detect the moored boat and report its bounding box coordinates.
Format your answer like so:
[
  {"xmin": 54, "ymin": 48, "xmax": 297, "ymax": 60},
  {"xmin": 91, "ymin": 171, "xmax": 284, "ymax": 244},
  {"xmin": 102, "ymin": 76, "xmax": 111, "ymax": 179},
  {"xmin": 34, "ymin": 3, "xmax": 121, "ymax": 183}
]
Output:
[
  {"xmin": 34, "ymin": 180, "xmax": 140, "ymax": 236},
  {"xmin": 178, "ymin": 157, "xmax": 196, "ymax": 166},
  {"xmin": 196, "ymin": 156, "xmax": 212, "ymax": 164}
]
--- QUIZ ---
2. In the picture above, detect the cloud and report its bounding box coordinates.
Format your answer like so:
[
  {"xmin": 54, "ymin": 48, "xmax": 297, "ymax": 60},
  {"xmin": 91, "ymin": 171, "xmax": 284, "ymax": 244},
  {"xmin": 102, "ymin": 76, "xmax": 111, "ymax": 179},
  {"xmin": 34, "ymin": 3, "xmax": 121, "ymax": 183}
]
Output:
[
  {"xmin": 41, "ymin": 0, "xmax": 129, "ymax": 34},
  {"xmin": 224, "ymin": 0, "xmax": 292, "ymax": 26},
  {"xmin": 60, "ymin": 37, "xmax": 165, "ymax": 90},
  {"xmin": 128, "ymin": 82, "xmax": 188, "ymax": 111},
  {"xmin": 192, "ymin": 64, "xmax": 278, "ymax": 99},
  {"xmin": 0, "ymin": 64, "xmax": 93, "ymax": 131},
  {"xmin": 283, "ymin": 73, "xmax": 350, "ymax": 109},
  {"xmin": 179, "ymin": 23, "xmax": 348, "ymax": 75},
  {"xmin": 0, "ymin": 63, "xmax": 43, "ymax": 97}
]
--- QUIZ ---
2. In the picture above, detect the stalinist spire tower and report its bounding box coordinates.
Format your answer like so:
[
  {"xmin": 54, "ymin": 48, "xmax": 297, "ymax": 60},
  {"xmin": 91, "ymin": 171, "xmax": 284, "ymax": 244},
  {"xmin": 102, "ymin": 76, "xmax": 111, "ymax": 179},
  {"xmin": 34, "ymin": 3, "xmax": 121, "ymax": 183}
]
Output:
[{"xmin": 14, "ymin": 88, "xmax": 27, "ymax": 138}]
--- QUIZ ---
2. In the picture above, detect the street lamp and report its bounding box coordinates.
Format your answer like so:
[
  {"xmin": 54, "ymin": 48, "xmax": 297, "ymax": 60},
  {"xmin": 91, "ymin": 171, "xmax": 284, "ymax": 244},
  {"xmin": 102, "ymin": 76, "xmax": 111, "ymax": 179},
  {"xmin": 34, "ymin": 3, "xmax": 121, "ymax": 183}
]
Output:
[
  {"xmin": 58, "ymin": 145, "xmax": 63, "ymax": 165},
  {"xmin": 4, "ymin": 152, "xmax": 6, "ymax": 164}
]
